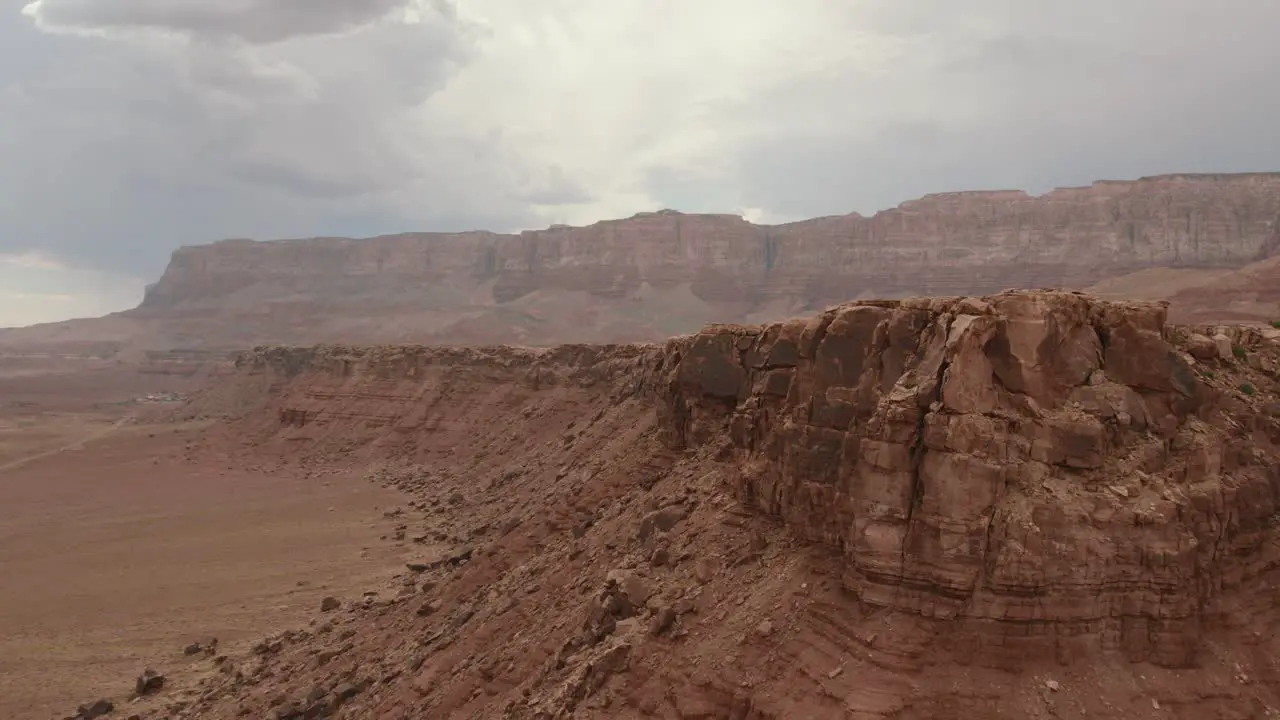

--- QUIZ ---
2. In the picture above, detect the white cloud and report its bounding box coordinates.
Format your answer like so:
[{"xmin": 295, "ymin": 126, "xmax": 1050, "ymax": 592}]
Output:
[
  {"xmin": 2, "ymin": 0, "xmax": 1280, "ymax": 326},
  {"xmin": 425, "ymin": 0, "xmax": 916, "ymax": 225},
  {"xmin": 0, "ymin": 251, "xmax": 68, "ymax": 271},
  {"xmin": 0, "ymin": 257, "xmax": 145, "ymax": 328}
]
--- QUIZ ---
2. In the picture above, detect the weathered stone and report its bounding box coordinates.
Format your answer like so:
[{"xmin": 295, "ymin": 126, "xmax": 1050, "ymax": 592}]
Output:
[
  {"xmin": 637, "ymin": 507, "xmax": 685, "ymax": 541},
  {"xmin": 135, "ymin": 668, "xmax": 165, "ymax": 697},
  {"xmin": 75, "ymin": 699, "xmax": 114, "ymax": 719},
  {"xmin": 649, "ymin": 547, "xmax": 670, "ymax": 567},
  {"xmin": 1213, "ymin": 333, "xmax": 1234, "ymax": 361},
  {"xmin": 656, "ymin": 290, "xmax": 1279, "ymax": 669},
  {"xmin": 649, "ymin": 606, "xmax": 677, "ymax": 635},
  {"xmin": 1185, "ymin": 333, "xmax": 1219, "ymax": 361},
  {"xmin": 332, "ymin": 682, "xmax": 360, "ymax": 704}
]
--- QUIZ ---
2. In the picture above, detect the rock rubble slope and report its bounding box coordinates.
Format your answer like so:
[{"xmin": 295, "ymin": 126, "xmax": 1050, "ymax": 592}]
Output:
[{"xmin": 121, "ymin": 291, "xmax": 1280, "ymax": 720}]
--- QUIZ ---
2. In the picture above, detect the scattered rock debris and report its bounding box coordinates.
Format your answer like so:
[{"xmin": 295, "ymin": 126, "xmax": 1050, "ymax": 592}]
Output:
[{"xmin": 83, "ymin": 293, "xmax": 1280, "ymax": 720}]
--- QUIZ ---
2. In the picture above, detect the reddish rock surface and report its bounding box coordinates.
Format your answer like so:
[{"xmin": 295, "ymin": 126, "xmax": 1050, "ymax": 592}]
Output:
[
  {"xmin": 141, "ymin": 174, "xmax": 1280, "ymax": 313},
  {"xmin": 4, "ymin": 173, "xmax": 1279, "ymax": 357},
  {"xmin": 658, "ymin": 292, "xmax": 1279, "ymax": 670},
  {"xmin": 90, "ymin": 291, "xmax": 1280, "ymax": 720}
]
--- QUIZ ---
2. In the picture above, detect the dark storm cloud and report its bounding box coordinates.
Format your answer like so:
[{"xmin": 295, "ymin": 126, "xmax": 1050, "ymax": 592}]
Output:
[
  {"xmin": 3, "ymin": 0, "xmax": 1280, "ymax": 325},
  {"xmin": 0, "ymin": 0, "xmax": 518, "ymax": 278},
  {"xmin": 24, "ymin": 0, "xmax": 414, "ymax": 43}
]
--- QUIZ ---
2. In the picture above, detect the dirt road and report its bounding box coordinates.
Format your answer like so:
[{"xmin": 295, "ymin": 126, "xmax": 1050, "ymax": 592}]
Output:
[{"xmin": 0, "ymin": 415, "xmax": 133, "ymax": 474}]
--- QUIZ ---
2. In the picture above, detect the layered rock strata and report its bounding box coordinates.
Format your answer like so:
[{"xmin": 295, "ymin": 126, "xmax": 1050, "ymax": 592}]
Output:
[
  {"xmin": 119, "ymin": 291, "xmax": 1280, "ymax": 720},
  {"xmin": 184, "ymin": 343, "xmax": 661, "ymax": 434},
  {"xmin": 655, "ymin": 291, "xmax": 1280, "ymax": 668},
  {"xmin": 187, "ymin": 291, "xmax": 1280, "ymax": 676},
  {"xmin": 142, "ymin": 174, "xmax": 1280, "ymax": 312},
  {"xmin": 7, "ymin": 173, "xmax": 1280, "ymax": 357}
]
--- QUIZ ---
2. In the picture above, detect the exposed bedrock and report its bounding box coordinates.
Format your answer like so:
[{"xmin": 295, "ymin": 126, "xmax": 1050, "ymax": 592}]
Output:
[
  {"xmin": 141, "ymin": 174, "xmax": 1280, "ymax": 311},
  {"xmin": 655, "ymin": 290, "xmax": 1280, "ymax": 668}
]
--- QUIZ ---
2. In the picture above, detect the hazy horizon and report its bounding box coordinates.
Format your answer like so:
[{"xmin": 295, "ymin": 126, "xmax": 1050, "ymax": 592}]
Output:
[{"xmin": 4, "ymin": 0, "xmax": 1280, "ymax": 327}]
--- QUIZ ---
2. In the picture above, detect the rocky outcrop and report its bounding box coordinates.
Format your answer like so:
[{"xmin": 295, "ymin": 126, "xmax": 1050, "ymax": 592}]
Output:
[
  {"xmin": 136, "ymin": 349, "xmax": 235, "ymax": 377},
  {"xmin": 128, "ymin": 292, "xmax": 1280, "ymax": 720},
  {"xmin": 186, "ymin": 292, "xmax": 1280, "ymax": 675},
  {"xmin": 180, "ymin": 342, "xmax": 661, "ymax": 438},
  {"xmin": 655, "ymin": 291, "xmax": 1280, "ymax": 668},
  {"xmin": 237, "ymin": 343, "xmax": 657, "ymax": 384},
  {"xmin": 202, "ymin": 291, "xmax": 1280, "ymax": 674}
]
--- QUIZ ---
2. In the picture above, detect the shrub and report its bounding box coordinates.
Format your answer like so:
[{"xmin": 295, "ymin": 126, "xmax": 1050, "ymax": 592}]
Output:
[
  {"xmin": 1240, "ymin": 382, "xmax": 1256, "ymax": 396},
  {"xmin": 1272, "ymin": 320, "xmax": 1280, "ymax": 329},
  {"xmin": 1232, "ymin": 345, "xmax": 1247, "ymax": 360}
]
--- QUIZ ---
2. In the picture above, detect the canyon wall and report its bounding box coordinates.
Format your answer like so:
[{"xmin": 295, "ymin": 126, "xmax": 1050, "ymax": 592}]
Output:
[
  {"xmin": 143, "ymin": 174, "xmax": 1280, "ymax": 311},
  {"xmin": 655, "ymin": 291, "xmax": 1280, "ymax": 668},
  {"xmin": 4, "ymin": 173, "xmax": 1279, "ymax": 358},
  {"xmin": 124, "ymin": 174, "xmax": 1280, "ymax": 349}
]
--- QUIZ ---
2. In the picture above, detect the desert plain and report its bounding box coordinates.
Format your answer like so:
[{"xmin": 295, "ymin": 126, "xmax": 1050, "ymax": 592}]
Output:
[{"xmin": 0, "ymin": 364, "xmax": 407, "ymax": 719}]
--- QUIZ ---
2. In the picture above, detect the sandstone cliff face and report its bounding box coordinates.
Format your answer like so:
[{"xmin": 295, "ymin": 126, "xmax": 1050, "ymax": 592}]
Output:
[
  {"xmin": 131, "ymin": 174, "xmax": 1280, "ymax": 348},
  {"xmin": 656, "ymin": 291, "xmax": 1280, "ymax": 669}
]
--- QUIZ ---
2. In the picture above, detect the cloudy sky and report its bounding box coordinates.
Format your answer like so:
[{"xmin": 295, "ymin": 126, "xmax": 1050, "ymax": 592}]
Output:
[{"xmin": 2, "ymin": 0, "xmax": 1278, "ymax": 327}]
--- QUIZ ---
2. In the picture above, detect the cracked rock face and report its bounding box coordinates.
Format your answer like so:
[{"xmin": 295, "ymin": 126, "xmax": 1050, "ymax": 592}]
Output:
[{"xmin": 657, "ymin": 290, "xmax": 1280, "ymax": 668}]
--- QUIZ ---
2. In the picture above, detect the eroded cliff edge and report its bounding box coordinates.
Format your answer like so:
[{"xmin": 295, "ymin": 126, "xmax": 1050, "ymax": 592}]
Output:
[
  {"xmin": 144, "ymin": 174, "xmax": 1280, "ymax": 311},
  {"xmin": 107, "ymin": 173, "xmax": 1280, "ymax": 350},
  {"xmin": 149, "ymin": 292, "xmax": 1280, "ymax": 719},
  {"xmin": 215, "ymin": 291, "xmax": 1280, "ymax": 672},
  {"xmin": 656, "ymin": 291, "xmax": 1280, "ymax": 668},
  {"xmin": 8, "ymin": 174, "xmax": 1280, "ymax": 359}
]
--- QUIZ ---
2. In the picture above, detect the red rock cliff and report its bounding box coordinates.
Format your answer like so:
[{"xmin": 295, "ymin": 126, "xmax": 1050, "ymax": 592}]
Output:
[
  {"xmin": 138, "ymin": 174, "xmax": 1280, "ymax": 328},
  {"xmin": 656, "ymin": 291, "xmax": 1280, "ymax": 668},
  {"xmin": 161, "ymin": 292, "xmax": 1280, "ymax": 719}
]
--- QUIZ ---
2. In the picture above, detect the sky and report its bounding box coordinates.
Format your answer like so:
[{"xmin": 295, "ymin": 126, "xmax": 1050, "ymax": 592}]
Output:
[{"xmin": 2, "ymin": 0, "xmax": 1279, "ymax": 327}]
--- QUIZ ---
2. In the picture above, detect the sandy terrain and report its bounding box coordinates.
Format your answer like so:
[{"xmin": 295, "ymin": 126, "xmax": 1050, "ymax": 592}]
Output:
[
  {"xmin": 0, "ymin": 363, "xmax": 127, "ymax": 466},
  {"xmin": 0, "ymin": 421, "xmax": 406, "ymax": 720},
  {"xmin": 1084, "ymin": 258, "xmax": 1280, "ymax": 324},
  {"xmin": 0, "ymin": 412, "xmax": 126, "ymax": 469},
  {"xmin": 1083, "ymin": 267, "xmax": 1232, "ymax": 301}
]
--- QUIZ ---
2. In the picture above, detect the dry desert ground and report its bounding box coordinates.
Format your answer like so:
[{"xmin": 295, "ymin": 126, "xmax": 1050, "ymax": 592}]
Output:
[{"xmin": 0, "ymin": 370, "xmax": 408, "ymax": 719}]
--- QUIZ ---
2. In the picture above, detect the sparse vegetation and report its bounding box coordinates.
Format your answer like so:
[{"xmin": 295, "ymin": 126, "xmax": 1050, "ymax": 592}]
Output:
[
  {"xmin": 1241, "ymin": 382, "xmax": 1257, "ymax": 396},
  {"xmin": 1272, "ymin": 320, "xmax": 1280, "ymax": 329},
  {"xmin": 1233, "ymin": 345, "xmax": 1247, "ymax": 360}
]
